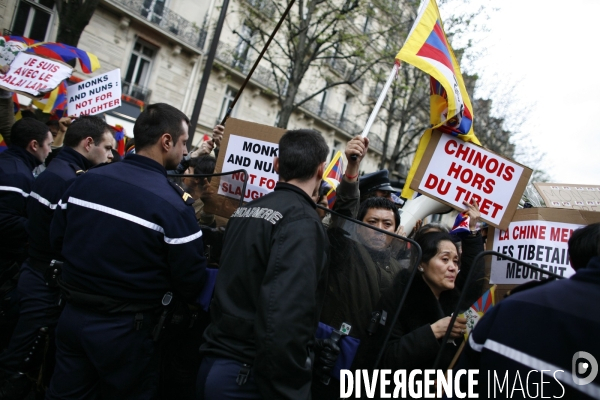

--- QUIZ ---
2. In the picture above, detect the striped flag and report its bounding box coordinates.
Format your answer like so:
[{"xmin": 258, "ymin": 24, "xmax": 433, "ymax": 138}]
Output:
[
  {"xmin": 322, "ymin": 151, "xmax": 344, "ymax": 208},
  {"xmin": 397, "ymin": 0, "xmax": 480, "ymax": 199}
]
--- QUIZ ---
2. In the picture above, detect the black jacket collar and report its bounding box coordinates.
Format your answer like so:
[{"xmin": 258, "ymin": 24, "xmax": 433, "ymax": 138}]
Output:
[
  {"xmin": 55, "ymin": 146, "xmax": 94, "ymax": 171},
  {"xmin": 4, "ymin": 146, "xmax": 42, "ymax": 171},
  {"xmin": 274, "ymin": 182, "xmax": 316, "ymax": 208},
  {"xmin": 123, "ymin": 154, "xmax": 167, "ymax": 176}
]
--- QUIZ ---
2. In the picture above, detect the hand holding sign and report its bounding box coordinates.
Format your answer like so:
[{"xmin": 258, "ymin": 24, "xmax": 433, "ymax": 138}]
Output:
[{"xmin": 213, "ymin": 124, "xmax": 224, "ymax": 148}]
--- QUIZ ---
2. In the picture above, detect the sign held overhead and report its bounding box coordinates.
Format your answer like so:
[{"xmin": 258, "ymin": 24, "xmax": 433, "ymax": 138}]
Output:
[
  {"xmin": 67, "ymin": 69, "xmax": 121, "ymax": 117},
  {"xmin": 410, "ymin": 130, "xmax": 532, "ymax": 230}
]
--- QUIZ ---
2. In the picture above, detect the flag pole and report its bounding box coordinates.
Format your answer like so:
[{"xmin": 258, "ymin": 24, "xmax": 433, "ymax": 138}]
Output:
[
  {"xmin": 220, "ymin": 0, "xmax": 297, "ymax": 126},
  {"xmin": 350, "ymin": 60, "xmax": 400, "ymax": 160},
  {"xmin": 361, "ymin": 60, "xmax": 400, "ymax": 138}
]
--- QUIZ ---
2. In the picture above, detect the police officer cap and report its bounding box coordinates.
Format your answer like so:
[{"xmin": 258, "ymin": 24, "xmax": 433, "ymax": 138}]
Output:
[{"xmin": 359, "ymin": 170, "xmax": 395, "ymax": 193}]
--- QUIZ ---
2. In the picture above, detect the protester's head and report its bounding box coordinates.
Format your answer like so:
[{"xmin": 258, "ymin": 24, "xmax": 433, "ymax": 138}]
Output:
[
  {"xmin": 417, "ymin": 231, "xmax": 459, "ymax": 297},
  {"xmin": 46, "ymin": 120, "xmax": 60, "ymax": 138},
  {"xmin": 357, "ymin": 197, "xmax": 400, "ymax": 251},
  {"xmin": 63, "ymin": 115, "xmax": 114, "ymax": 165},
  {"xmin": 568, "ymin": 223, "xmax": 600, "ymax": 271},
  {"xmin": 359, "ymin": 170, "xmax": 395, "ymax": 201},
  {"xmin": 414, "ymin": 222, "xmax": 450, "ymax": 243},
  {"xmin": 10, "ymin": 118, "xmax": 53, "ymax": 162},
  {"xmin": 133, "ymin": 103, "xmax": 189, "ymax": 169},
  {"xmin": 276, "ymin": 129, "xmax": 328, "ymax": 185}
]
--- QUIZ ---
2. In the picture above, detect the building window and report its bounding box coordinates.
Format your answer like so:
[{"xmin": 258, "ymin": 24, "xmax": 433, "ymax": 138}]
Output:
[
  {"xmin": 318, "ymin": 89, "xmax": 328, "ymax": 116},
  {"xmin": 330, "ymin": 140, "xmax": 342, "ymax": 163},
  {"xmin": 123, "ymin": 40, "xmax": 156, "ymax": 102},
  {"xmin": 11, "ymin": 0, "xmax": 55, "ymax": 41},
  {"xmin": 141, "ymin": 0, "xmax": 167, "ymax": 25},
  {"xmin": 340, "ymin": 94, "xmax": 352, "ymax": 122},
  {"xmin": 218, "ymin": 86, "xmax": 238, "ymax": 125},
  {"xmin": 232, "ymin": 23, "xmax": 254, "ymax": 71}
]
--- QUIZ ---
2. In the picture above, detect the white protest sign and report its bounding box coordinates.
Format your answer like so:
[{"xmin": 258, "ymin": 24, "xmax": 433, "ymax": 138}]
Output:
[
  {"xmin": 218, "ymin": 134, "xmax": 279, "ymax": 202},
  {"xmin": 67, "ymin": 69, "xmax": 121, "ymax": 117},
  {"xmin": 490, "ymin": 220, "xmax": 580, "ymax": 284},
  {"xmin": 0, "ymin": 52, "xmax": 72, "ymax": 96},
  {"xmin": 411, "ymin": 130, "xmax": 532, "ymax": 230},
  {"xmin": 534, "ymin": 183, "xmax": 600, "ymax": 211}
]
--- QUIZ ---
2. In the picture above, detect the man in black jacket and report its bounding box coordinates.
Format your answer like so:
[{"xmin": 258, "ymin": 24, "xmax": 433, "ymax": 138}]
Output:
[
  {"xmin": 0, "ymin": 116, "xmax": 114, "ymax": 398},
  {"xmin": 198, "ymin": 129, "xmax": 330, "ymax": 400}
]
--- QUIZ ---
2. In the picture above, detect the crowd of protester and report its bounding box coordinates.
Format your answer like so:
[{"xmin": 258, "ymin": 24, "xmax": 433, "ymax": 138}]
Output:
[{"xmin": 0, "ymin": 102, "xmax": 598, "ymax": 400}]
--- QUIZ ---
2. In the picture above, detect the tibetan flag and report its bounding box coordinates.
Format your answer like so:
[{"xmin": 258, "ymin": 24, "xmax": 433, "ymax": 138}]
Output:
[
  {"xmin": 12, "ymin": 92, "xmax": 22, "ymax": 121},
  {"xmin": 2, "ymin": 36, "xmax": 100, "ymax": 73},
  {"xmin": 112, "ymin": 125, "xmax": 126, "ymax": 156},
  {"xmin": 450, "ymin": 211, "xmax": 470, "ymax": 236},
  {"xmin": 0, "ymin": 133, "xmax": 7, "ymax": 153},
  {"xmin": 32, "ymin": 81, "xmax": 69, "ymax": 117},
  {"xmin": 397, "ymin": 0, "xmax": 480, "ymax": 199},
  {"xmin": 322, "ymin": 151, "xmax": 344, "ymax": 208},
  {"xmin": 460, "ymin": 285, "xmax": 496, "ymax": 340}
]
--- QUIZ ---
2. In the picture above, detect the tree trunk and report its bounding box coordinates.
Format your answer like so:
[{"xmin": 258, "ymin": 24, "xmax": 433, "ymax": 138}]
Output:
[{"xmin": 56, "ymin": 0, "xmax": 102, "ymax": 47}]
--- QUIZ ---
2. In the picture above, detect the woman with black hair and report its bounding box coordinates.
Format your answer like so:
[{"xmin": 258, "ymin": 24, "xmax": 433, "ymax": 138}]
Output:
[{"xmin": 355, "ymin": 230, "xmax": 485, "ymax": 377}]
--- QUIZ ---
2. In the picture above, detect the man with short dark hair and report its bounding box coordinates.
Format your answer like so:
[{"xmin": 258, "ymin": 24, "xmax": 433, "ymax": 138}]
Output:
[
  {"xmin": 198, "ymin": 129, "xmax": 330, "ymax": 399},
  {"xmin": 0, "ymin": 116, "xmax": 114, "ymax": 398},
  {"xmin": 0, "ymin": 118, "xmax": 52, "ymax": 273},
  {"xmin": 45, "ymin": 103, "xmax": 208, "ymax": 399}
]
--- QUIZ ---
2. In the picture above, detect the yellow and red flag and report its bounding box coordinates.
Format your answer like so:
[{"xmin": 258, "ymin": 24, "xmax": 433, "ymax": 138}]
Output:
[{"xmin": 398, "ymin": 0, "xmax": 480, "ymax": 198}]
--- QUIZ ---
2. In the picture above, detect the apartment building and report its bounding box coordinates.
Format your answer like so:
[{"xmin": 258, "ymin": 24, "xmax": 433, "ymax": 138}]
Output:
[{"xmin": 1, "ymin": 0, "xmax": 410, "ymax": 175}]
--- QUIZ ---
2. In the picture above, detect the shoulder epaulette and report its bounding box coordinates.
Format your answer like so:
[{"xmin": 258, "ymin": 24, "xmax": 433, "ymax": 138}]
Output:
[
  {"xmin": 169, "ymin": 181, "xmax": 195, "ymax": 205},
  {"xmin": 68, "ymin": 163, "xmax": 86, "ymax": 176}
]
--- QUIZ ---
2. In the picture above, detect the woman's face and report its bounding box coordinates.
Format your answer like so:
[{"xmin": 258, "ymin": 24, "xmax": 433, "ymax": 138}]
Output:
[{"xmin": 421, "ymin": 240, "xmax": 459, "ymax": 298}]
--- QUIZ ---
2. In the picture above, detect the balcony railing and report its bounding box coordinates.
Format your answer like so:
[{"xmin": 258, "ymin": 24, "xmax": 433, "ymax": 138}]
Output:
[
  {"xmin": 110, "ymin": 0, "xmax": 207, "ymax": 50},
  {"xmin": 122, "ymin": 80, "xmax": 152, "ymax": 103}
]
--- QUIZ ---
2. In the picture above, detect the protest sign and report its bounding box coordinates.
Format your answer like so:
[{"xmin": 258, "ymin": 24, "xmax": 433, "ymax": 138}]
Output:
[
  {"xmin": 203, "ymin": 118, "xmax": 286, "ymax": 218},
  {"xmin": 534, "ymin": 183, "xmax": 600, "ymax": 211},
  {"xmin": 0, "ymin": 52, "xmax": 72, "ymax": 96},
  {"xmin": 67, "ymin": 69, "xmax": 121, "ymax": 117},
  {"xmin": 410, "ymin": 130, "xmax": 532, "ymax": 230},
  {"xmin": 487, "ymin": 208, "xmax": 600, "ymax": 285}
]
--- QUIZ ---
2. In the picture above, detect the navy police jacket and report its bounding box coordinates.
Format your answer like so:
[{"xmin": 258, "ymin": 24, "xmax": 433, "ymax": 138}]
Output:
[
  {"xmin": 456, "ymin": 256, "xmax": 600, "ymax": 399},
  {"xmin": 0, "ymin": 146, "xmax": 41, "ymax": 264},
  {"xmin": 50, "ymin": 154, "xmax": 208, "ymax": 305},
  {"xmin": 27, "ymin": 146, "xmax": 92, "ymax": 265}
]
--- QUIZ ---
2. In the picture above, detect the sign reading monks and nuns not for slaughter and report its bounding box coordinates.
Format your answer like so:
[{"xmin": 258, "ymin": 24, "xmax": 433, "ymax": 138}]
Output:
[
  {"xmin": 205, "ymin": 118, "xmax": 286, "ymax": 219},
  {"xmin": 410, "ymin": 130, "xmax": 532, "ymax": 230},
  {"xmin": 0, "ymin": 52, "xmax": 72, "ymax": 96},
  {"xmin": 66, "ymin": 69, "xmax": 121, "ymax": 117},
  {"xmin": 218, "ymin": 134, "xmax": 280, "ymax": 202},
  {"xmin": 487, "ymin": 208, "xmax": 600, "ymax": 285}
]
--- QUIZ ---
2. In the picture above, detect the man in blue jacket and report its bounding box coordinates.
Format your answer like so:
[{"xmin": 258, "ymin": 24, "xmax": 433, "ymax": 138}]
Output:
[
  {"xmin": 456, "ymin": 223, "xmax": 600, "ymax": 399},
  {"xmin": 0, "ymin": 118, "xmax": 52, "ymax": 274},
  {"xmin": 45, "ymin": 103, "xmax": 208, "ymax": 399},
  {"xmin": 0, "ymin": 116, "xmax": 114, "ymax": 398}
]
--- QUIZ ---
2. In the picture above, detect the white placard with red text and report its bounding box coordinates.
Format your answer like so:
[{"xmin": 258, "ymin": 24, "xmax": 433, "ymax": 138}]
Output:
[
  {"xmin": 490, "ymin": 220, "xmax": 581, "ymax": 284},
  {"xmin": 217, "ymin": 134, "xmax": 279, "ymax": 202},
  {"xmin": 411, "ymin": 131, "xmax": 532, "ymax": 230},
  {"xmin": 67, "ymin": 69, "xmax": 121, "ymax": 117},
  {"xmin": 0, "ymin": 52, "xmax": 72, "ymax": 96}
]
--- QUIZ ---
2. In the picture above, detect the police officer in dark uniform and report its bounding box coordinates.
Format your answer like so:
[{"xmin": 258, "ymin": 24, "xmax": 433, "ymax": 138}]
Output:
[
  {"xmin": 0, "ymin": 116, "xmax": 114, "ymax": 398},
  {"xmin": 45, "ymin": 103, "xmax": 208, "ymax": 399},
  {"xmin": 198, "ymin": 129, "xmax": 330, "ymax": 399},
  {"xmin": 0, "ymin": 119, "xmax": 52, "ymax": 352},
  {"xmin": 0, "ymin": 118, "xmax": 52, "ymax": 274}
]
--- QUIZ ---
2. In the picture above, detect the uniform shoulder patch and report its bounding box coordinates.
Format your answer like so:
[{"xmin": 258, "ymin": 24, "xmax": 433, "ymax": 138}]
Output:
[
  {"xmin": 169, "ymin": 181, "xmax": 195, "ymax": 205},
  {"xmin": 68, "ymin": 163, "xmax": 86, "ymax": 175}
]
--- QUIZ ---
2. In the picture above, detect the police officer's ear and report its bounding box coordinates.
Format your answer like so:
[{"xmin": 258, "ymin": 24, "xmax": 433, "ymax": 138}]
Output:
[
  {"xmin": 161, "ymin": 133, "xmax": 174, "ymax": 151},
  {"xmin": 316, "ymin": 161, "xmax": 326, "ymax": 180},
  {"xmin": 83, "ymin": 137, "xmax": 94, "ymax": 152}
]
